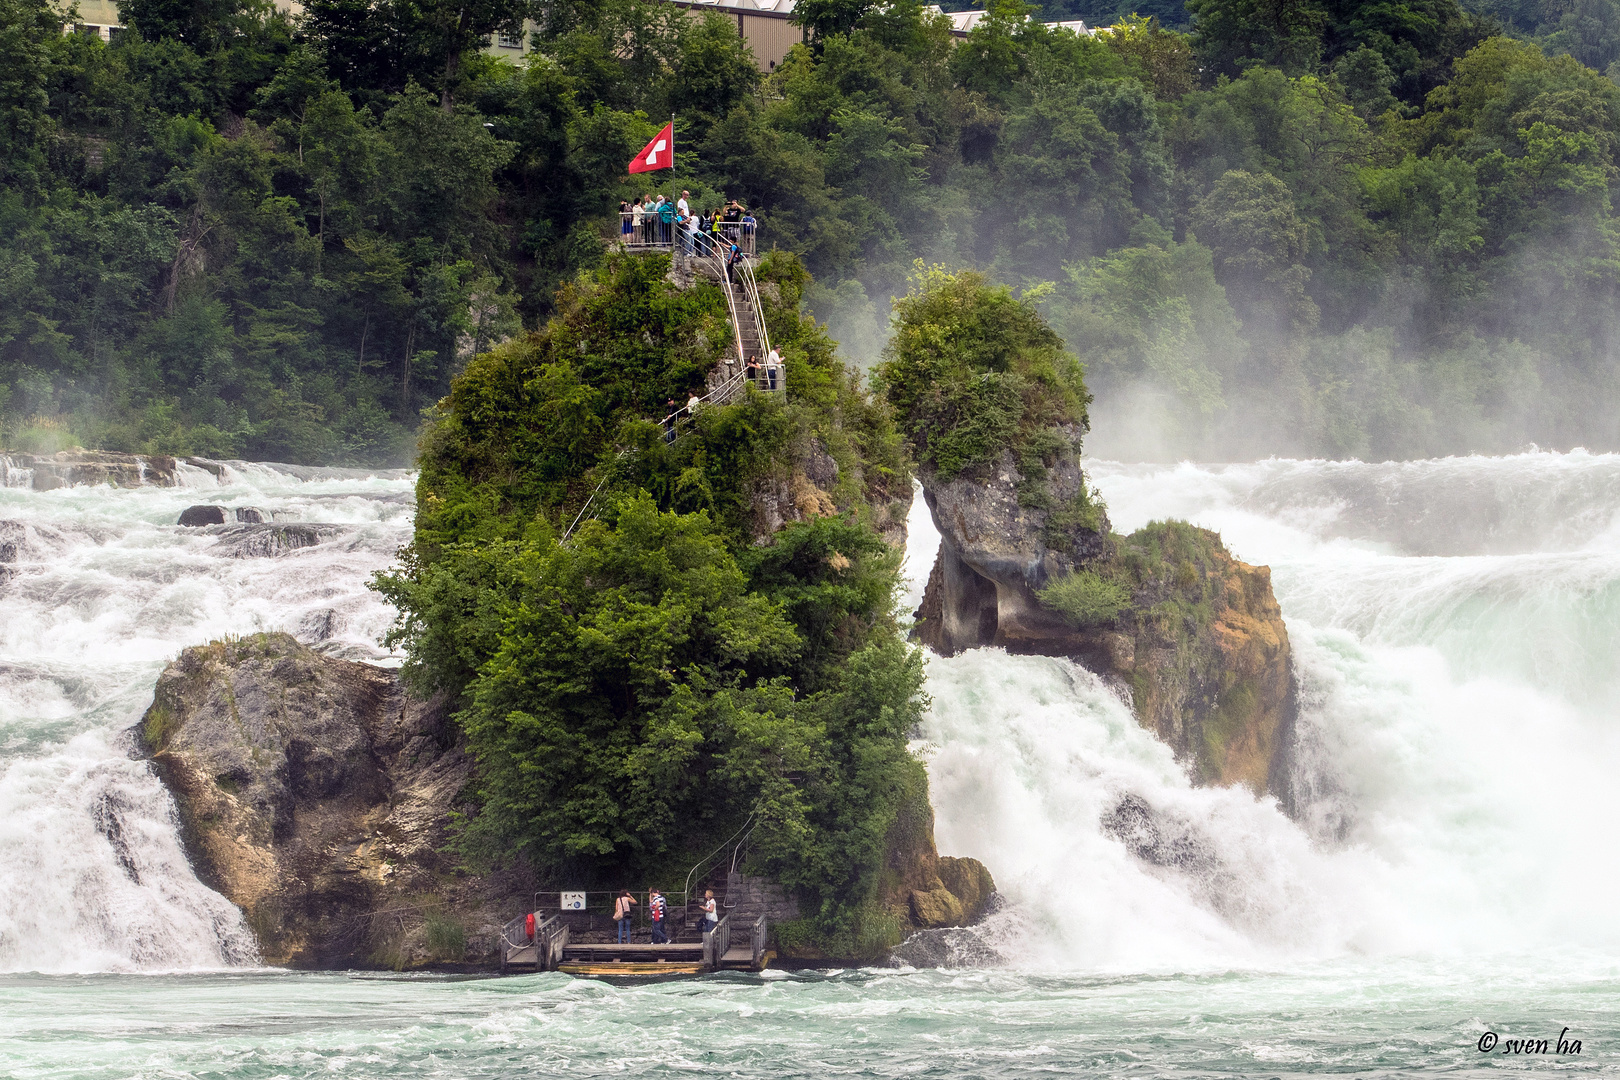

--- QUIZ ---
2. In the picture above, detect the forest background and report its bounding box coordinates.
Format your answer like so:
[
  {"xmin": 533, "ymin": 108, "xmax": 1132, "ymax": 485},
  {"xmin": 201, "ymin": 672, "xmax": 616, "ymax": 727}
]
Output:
[{"xmin": 4, "ymin": 0, "xmax": 1620, "ymax": 463}]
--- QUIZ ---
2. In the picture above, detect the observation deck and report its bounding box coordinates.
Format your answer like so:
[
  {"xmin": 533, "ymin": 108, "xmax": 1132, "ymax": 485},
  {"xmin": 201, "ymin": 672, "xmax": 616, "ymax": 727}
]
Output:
[{"xmin": 620, "ymin": 212, "xmax": 757, "ymax": 257}]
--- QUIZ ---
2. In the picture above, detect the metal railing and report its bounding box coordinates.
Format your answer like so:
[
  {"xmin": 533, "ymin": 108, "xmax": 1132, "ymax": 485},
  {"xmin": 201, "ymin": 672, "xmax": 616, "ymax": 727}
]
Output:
[
  {"xmin": 736, "ymin": 255, "xmax": 773, "ymax": 363},
  {"xmin": 751, "ymin": 915, "xmax": 768, "ymax": 969},
  {"xmin": 536, "ymin": 914, "xmax": 569, "ymax": 970},
  {"xmin": 499, "ymin": 911, "xmax": 569, "ymax": 971},
  {"xmin": 682, "ymin": 811, "xmax": 758, "ymax": 916},
  {"xmin": 622, "ymin": 211, "xmax": 756, "ymax": 256},
  {"xmin": 702, "ymin": 914, "xmax": 731, "ymax": 970}
]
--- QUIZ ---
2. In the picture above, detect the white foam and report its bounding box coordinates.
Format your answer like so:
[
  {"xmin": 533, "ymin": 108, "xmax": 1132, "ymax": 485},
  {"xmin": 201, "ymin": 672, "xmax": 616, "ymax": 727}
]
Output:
[
  {"xmin": 0, "ymin": 465, "xmax": 415, "ymax": 971},
  {"xmin": 910, "ymin": 450, "xmax": 1620, "ymax": 969}
]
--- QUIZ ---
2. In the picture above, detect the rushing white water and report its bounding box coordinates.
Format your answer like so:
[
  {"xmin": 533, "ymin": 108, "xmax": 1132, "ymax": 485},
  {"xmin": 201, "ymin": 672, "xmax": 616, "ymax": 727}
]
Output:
[
  {"xmin": 0, "ymin": 462, "xmax": 415, "ymax": 973},
  {"xmin": 3, "ymin": 451, "xmax": 1619, "ymax": 1077},
  {"xmin": 914, "ymin": 451, "xmax": 1620, "ymax": 976}
]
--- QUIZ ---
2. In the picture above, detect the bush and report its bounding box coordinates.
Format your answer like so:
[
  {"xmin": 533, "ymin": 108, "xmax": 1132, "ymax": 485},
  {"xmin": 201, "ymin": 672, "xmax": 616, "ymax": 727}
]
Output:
[
  {"xmin": 876, "ymin": 265, "xmax": 1092, "ymax": 481},
  {"xmin": 423, "ymin": 911, "xmax": 467, "ymax": 960},
  {"xmin": 1037, "ymin": 569, "xmax": 1130, "ymax": 626}
]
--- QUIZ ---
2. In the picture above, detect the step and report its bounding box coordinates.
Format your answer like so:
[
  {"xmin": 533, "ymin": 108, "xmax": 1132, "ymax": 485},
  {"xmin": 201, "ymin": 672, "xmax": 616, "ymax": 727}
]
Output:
[{"xmin": 562, "ymin": 943, "xmax": 704, "ymax": 963}]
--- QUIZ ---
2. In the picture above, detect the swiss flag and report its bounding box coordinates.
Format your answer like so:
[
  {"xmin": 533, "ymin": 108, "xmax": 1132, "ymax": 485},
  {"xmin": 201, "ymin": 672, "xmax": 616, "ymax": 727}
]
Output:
[{"xmin": 629, "ymin": 122, "xmax": 674, "ymax": 174}]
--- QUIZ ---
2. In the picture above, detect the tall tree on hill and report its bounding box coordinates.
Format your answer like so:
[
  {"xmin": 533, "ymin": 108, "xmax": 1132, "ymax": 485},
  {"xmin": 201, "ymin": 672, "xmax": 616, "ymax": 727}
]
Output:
[{"xmin": 304, "ymin": 0, "xmax": 533, "ymax": 108}]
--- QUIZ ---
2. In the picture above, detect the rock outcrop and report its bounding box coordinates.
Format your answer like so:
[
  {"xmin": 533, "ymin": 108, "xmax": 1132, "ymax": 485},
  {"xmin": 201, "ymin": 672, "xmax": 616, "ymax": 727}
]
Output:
[
  {"xmin": 135, "ymin": 633, "xmax": 527, "ymax": 968},
  {"xmin": 881, "ymin": 777, "xmax": 997, "ymax": 935},
  {"xmin": 773, "ymin": 770, "xmax": 998, "ymax": 963},
  {"xmin": 2, "ymin": 450, "xmax": 179, "ymax": 489},
  {"xmin": 178, "ymin": 504, "xmax": 229, "ymax": 526},
  {"xmin": 914, "ymin": 456, "xmax": 1295, "ymax": 797},
  {"xmin": 916, "ymin": 447, "xmax": 1110, "ymax": 655}
]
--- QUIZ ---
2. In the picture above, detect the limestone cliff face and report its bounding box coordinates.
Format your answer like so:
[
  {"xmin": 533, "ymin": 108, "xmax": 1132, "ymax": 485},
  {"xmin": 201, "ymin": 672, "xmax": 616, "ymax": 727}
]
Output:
[
  {"xmin": 914, "ymin": 458, "xmax": 1295, "ymax": 797},
  {"xmin": 917, "ymin": 448, "xmax": 1109, "ymax": 655},
  {"xmin": 135, "ymin": 633, "xmax": 525, "ymax": 968}
]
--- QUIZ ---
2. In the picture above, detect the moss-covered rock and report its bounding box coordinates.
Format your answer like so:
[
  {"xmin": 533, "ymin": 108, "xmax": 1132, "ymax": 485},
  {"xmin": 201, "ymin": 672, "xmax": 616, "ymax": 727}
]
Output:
[
  {"xmin": 134, "ymin": 632, "xmax": 527, "ymax": 969},
  {"xmin": 915, "ymin": 517, "xmax": 1295, "ymax": 796}
]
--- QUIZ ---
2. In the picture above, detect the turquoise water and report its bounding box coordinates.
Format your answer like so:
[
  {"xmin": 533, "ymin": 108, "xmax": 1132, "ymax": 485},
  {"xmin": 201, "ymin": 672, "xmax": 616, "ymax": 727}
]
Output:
[
  {"xmin": 3, "ymin": 960, "xmax": 1615, "ymax": 1077},
  {"xmin": 4, "ymin": 452, "xmax": 1620, "ymax": 1075}
]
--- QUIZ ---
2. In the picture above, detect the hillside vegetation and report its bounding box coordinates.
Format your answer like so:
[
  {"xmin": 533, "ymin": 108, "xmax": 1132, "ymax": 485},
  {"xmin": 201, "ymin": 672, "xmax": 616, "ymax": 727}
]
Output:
[
  {"xmin": 4, "ymin": 0, "xmax": 1620, "ymax": 459},
  {"xmin": 374, "ymin": 252, "xmax": 934, "ymax": 956}
]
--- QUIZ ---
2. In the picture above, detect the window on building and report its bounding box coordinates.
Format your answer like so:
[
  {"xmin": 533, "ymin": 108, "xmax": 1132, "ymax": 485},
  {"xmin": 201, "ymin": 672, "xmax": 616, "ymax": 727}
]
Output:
[
  {"xmin": 498, "ymin": 28, "xmax": 523, "ymax": 47},
  {"xmin": 108, "ymin": 24, "xmax": 125, "ymax": 39}
]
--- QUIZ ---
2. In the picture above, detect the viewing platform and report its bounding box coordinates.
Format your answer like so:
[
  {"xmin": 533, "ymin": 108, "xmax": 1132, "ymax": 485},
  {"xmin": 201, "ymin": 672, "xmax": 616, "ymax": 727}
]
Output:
[
  {"xmin": 620, "ymin": 212, "xmax": 757, "ymax": 257},
  {"xmin": 500, "ymin": 911, "xmax": 769, "ymax": 976},
  {"xmin": 499, "ymin": 860, "xmax": 796, "ymax": 977}
]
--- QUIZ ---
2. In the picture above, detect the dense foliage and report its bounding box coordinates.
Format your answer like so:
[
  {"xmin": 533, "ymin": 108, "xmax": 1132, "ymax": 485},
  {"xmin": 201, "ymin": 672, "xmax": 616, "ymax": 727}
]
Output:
[
  {"xmin": 4, "ymin": 0, "xmax": 1620, "ymax": 461},
  {"xmin": 375, "ymin": 252, "xmax": 924, "ymax": 952},
  {"xmin": 877, "ymin": 266, "xmax": 1091, "ymax": 479}
]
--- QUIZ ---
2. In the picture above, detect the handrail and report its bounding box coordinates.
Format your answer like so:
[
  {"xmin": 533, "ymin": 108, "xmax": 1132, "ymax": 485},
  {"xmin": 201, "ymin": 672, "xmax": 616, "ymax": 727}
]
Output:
[
  {"xmin": 690, "ymin": 231, "xmax": 746, "ymax": 366},
  {"xmin": 703, "ymin": 914, "xmax": 731, "ymax": 970},
  {"xmin": 682, "ymin": 810, "xmax": 757, "ymax": 916},
  {"xmin": 499, "ymin": 913, "xmax": 531, "ymax": 952},
  {"xmin": 622, "ymin": 211, "xmax": 755, "ymax": 256},
  {"xmin": 536, "ymin": 914, "xmax": 568, "ymax": 971},
  {"xmin": 737, "ymin": 257, "xmax": 772, "ymax": 362}
]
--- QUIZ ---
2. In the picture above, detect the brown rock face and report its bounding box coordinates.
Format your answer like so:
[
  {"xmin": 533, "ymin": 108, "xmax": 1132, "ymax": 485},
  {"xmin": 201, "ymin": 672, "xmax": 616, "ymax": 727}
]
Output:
[
  {"xmin": 1067, "ymin": 525, "xmax": 1296, "ymax": 794},
  {"xmin": 915, "ymin": 474, "xmax": 1296, "ymax": 798},
  {"xmin": 135, "ymin": 633, "xmax": 527, "ymax": 968},
  {"xmin": 881, "ymin": 776, "xmax": 997, "ymax": 933}
]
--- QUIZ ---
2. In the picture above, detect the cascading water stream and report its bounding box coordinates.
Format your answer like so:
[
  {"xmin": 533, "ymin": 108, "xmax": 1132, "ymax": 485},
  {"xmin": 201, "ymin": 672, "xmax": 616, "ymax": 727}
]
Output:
[
  {"xmin": 0, "ymin": 462, "xmax": 415, "ymax": 973},
  {"xmin": 2, "ymin": 450, "xmax": 1618, "ymax": 980},
  {"xmin": 909, "ymin": 451, "xmax": 1620, "ymax": 969}
]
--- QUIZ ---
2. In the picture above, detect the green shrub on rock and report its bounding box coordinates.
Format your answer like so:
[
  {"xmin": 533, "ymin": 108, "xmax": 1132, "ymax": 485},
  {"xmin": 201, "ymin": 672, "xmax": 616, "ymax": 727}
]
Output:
[
  {"xmin": 1037, "ymin": 569, "xmax": 1130, "ymax": 626},
  {"xmin": 374, "ymin": 250, "xmax": 929, "ymax": 956},
  {"xmin": 875, "ymin": 265, "xmax": 1093, "ymax": 481}
]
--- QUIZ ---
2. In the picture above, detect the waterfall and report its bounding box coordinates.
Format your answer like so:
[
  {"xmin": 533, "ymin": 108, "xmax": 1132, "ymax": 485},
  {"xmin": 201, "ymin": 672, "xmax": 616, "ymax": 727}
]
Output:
[
  {"xmin": 0, "ymin": 464, "xmax": 415, "ymax": 972},
  {"xmin": 3, "ymin": 450, "xmax": 1617, "ymax": 972},
  {"xmin": 911, "ymin": 450, "xmax": 1620, "ymax": 967}
]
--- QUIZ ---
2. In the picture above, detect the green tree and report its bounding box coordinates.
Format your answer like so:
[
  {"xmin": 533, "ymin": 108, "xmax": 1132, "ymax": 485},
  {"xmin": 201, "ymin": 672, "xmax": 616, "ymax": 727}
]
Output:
[
  {"xmin": 877, "ymin": 264, "xmax": 1091, "ymax": 479},
  {"xmin": 0, "ymin": 0, "xmax": 62, "ymax": 195}
]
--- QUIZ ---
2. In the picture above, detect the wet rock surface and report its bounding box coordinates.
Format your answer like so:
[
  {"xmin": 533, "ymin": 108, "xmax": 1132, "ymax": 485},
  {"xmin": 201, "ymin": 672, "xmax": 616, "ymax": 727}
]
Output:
[
  {"xmin": 179, "ymin": 505, "xmax": 229, "ymax": 526},
  {"xmin": 913, "ymin": 460, "xmax": 1295, "ymax": 797},
  {"xmin": 204, "ymin": 522, "xmax": 347, "ymax": 557},
  {"xmin": 2, "ymin": 450, "xmax": 178, "ymax": 490},
  {"xmin": 134, "ymin": 633, "xmax": 527, "ymax": 969}
]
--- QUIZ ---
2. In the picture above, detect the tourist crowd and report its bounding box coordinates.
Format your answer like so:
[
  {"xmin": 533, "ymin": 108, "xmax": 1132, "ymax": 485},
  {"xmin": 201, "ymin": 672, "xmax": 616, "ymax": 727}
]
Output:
[{"xmin": 621, "ymin": 192, "xmax": 756, "ymax": 254}]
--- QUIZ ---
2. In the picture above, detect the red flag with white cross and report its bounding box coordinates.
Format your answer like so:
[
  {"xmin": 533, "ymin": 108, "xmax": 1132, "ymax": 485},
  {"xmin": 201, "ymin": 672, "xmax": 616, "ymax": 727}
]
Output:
[{"xmin": 629, "ymin": 122, "xmax": 674, "ymax": 173}]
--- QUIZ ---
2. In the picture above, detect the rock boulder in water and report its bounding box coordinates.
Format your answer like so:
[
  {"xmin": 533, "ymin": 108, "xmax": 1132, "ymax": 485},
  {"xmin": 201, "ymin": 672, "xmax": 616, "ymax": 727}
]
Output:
[
  {"xmin": 912, "ymin": 459, "xmax": 1296, "ymax": 799},
  {"xmin": 208, "ymin": 522, "xmax": 343, "ymax": 557},
  {"xmin": 178, "ymin": 505, "xmax": 228, "ymax": 526},
  {"xmin": 234, "ymin": 506, "xmax": 268, "ymax": 523},
  {"xmin": 134, "ymin": 633, "xmax": 522, "ymax": 968}
]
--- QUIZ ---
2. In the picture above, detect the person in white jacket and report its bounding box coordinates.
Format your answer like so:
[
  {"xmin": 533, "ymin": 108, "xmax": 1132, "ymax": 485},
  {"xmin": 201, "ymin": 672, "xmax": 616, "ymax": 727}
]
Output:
[
  {"xmin": 765, "ymin": 347, "xmax": 782, "ymax": 392},
  {"xmin": 698, "ymin": 889, "xmax": 718, "ymax": 936}
]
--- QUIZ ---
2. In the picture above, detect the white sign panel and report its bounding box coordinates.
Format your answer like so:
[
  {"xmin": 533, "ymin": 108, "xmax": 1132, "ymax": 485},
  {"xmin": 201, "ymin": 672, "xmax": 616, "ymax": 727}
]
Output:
[{"xmin": 560, "ymin": 891, "xmax": 586, "ymax": 911}]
